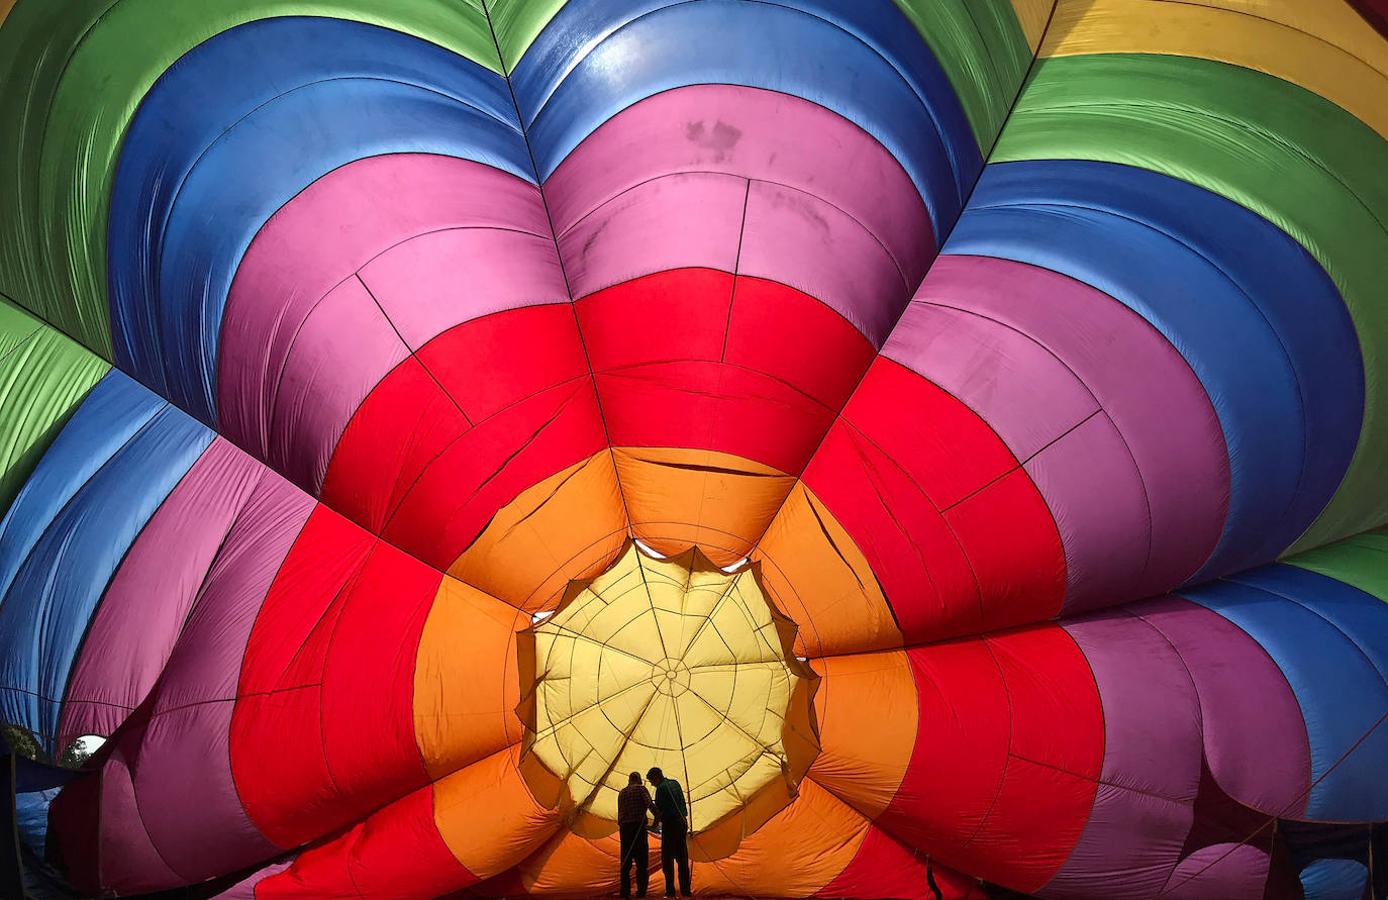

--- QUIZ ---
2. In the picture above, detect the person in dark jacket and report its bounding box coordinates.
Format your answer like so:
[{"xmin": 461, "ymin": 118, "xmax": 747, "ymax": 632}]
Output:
[
  {"xmin": 616, "ymin": 771, "xmax": 658, "ymax": 898},
  {"xmin": 646, "ymin": 767, "xmax": 692, "ymax": 897}
]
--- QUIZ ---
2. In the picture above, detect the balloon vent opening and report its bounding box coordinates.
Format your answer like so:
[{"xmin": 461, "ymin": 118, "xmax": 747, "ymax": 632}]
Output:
[{"xmin": 516, "ymin": 541, "xmax": 819, "ymax": 850}]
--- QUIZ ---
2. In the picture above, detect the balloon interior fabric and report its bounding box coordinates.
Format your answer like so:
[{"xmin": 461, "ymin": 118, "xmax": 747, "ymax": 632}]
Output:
[{"xmin": 0, "ymin": 1, "xmax": 1386, "ymax": 898}]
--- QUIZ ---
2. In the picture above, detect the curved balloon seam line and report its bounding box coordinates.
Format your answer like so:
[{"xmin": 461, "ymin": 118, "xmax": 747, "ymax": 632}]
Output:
[
  {"xmin": 561, "ymin": 171, "xmax": 918, "ymax": 301},
  {"xmin": 1084, "ymin": 0, "xmax": 1388, "ymax": 86},
  {"xmin": 483, "ymin": 4, "xmax": 643, "ymax": 586},
  {"xmin": 52, "ymin": 453, "xmax": 258, "ymax": 750},
  {"xmin": 0, "ymin": 390, "xmax": 165, "ymax": 621},
  {"xmin": 957, "ymin": 197, "xmax": 1326, "ymax": 565},
  {"xmin": 252, "ymin": 216, "xmax": 574, "ymax": 450},
  {"xmin": 521, "ymin": 1, "xmax": 966, "ymax": 220},
  {"xmin": 596, "ymin": 354, "xmax": 843, "ymax": 414},
  {"xmin": 1213, "ymin": 574, "xmax": 1388, "ymax": 689},
  {"xmin": 673, "ymin": 0, "xmax": 1065, "ymax": 646},
  {"xmin": 1155, "ymin": 709, "xmax": 1387, "ymax": 896},
  {"xmin": 125, "ymin": 70, "xmax": 529, "ymax": 407},
  {"xmin": 916, "ymin": 294, "xmax": 1160, "ymax": 586},
  {"xmin": 1005, "ymin": 83, "xmax": 1388, "ymax": 242}
]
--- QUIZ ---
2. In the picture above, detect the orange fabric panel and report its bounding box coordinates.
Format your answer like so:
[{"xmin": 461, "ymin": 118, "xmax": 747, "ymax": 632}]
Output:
[
  {"xmin": 612, "ymin": 445, "xmax": 794, "ymax": 566},
  {"xmin": 689, "ymin": 779, "xmax": 870, "ymax": 897},
  {"xmin": 756, "ymin": 483, "xmax": 903, "ymax": 656},
  {"xmin": 808, "ymin": 650, "xmax": 917, "ymax": 820},
  {"xmin": 449, "ymin": 451, "xmax": 626, "ymax": 610},
  {"xmin": 515, "ymin": 830, "xmax": 623, "ymax": 896},
  {"xmin": 414, "ymin": 578, "xmax": 530, "ymax": 781},
  {"xmin": 434, "ymin": 746, "xmax": 567, "ymax": 879}
]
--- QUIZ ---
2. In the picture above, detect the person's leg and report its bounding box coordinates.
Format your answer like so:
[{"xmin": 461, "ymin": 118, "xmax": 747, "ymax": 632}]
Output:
[
  {"xmin": 634, "ymin": 824, "xmax": 649, "ymax": 897},
  {"xmin": 619, "ymin": 822, "xmax": 636, "ymax": 898},
  {"xmin": 674, "ymin": 826, "xmax": 691, "ymax": 896},
  {"xmin": 661, "ymin": 819, "xmax": 678, "ymax": 896}
]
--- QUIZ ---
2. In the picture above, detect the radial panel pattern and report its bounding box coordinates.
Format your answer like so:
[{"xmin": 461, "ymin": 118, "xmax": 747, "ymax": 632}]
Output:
[{"xmin": 1, "ymin": 2, "xmax": 1386, "ymax": 899}]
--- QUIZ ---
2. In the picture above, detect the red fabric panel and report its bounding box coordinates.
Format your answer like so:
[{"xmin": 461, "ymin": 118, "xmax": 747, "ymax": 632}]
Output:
[
  {"xmin": 803, "ymin": 359, "xmax": 1064, "ymax": 642},
  {"xmin": 381, "ymin": 379, "xmax": 606, "ymax": 568},
  {"xmin": 881, "ymin": 626, "xmax": 1103, "ymax": 892},
  {"xmin": 1350, "ymin": 0, "xmax": 1388, "ymax": 36},
  {"xmin": 323, "ymin": 307, "xmax": 607, "ymax": 570},
  {"xmin": 419, "ymin": 303, "xmax": 590, "ymax": 423},
  {"xmin": 813, "ymin": 823, "xmax": 971, "ymax": 900},
  {"xmin": 231, "ymin": 508, "xmax": 439, "ymax": 849},
  {"xmin": 256, "ymin": 784, "xmax": 476, "ymax": 899},
  {"xmin": 576, "ymin": 268, "xmax": 875, "ymax": 474},
  {"xmin": 321, "ymin": 357, "xmax": 469, "ymax": 533}
]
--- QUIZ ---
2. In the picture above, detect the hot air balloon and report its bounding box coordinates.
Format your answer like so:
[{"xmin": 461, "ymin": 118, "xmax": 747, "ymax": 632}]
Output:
[{"xmin": 0, "ymin": 1, "xmax": 1385, "ymax": 898}]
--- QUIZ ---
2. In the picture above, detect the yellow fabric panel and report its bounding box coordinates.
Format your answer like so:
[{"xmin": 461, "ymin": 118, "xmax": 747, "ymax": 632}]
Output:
[
  {"xmin": 755, "ymin": 484, "xmax": 904, "ymax": 657},
  {"xmin": 1011, "ymin": 0, "xmax": 1056, "ymax": 51},
  {"xmin": 1041, "ymin": 0, "xmax": 1388, "ymax": 138},
  {"xmin": 613, "ymin": 446, "xmax": 795, "ymax": 567},
  {"xmin": 691, "ymin": 779, "xmax": 871, "ymax": 897},
  {"xmin": 434, "ymin": 745, "xmax": 566, "ymax": 879},
  {"xmin": 525, "ymin": 544, "xmax": 808, "ymax": 834},
  {"xmin": 414, "ymin": 578, "xmax": 529, "ymax": 781},
  {"xmin": 809, "ymin": 651, "xmax": 917, "ymax": 820},
  {"xmin": 450, "ymin": 451, "xmax": 626, "ymax": 611}
]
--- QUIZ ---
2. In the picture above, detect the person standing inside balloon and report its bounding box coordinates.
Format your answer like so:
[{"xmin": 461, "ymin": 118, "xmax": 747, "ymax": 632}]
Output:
[
  {"xmin": 617, "ymin": 771, "xmax": 658, "ymax": 898},
  {"xmin": 646, "ymin": 767, "xmax": 692, "ymax": 897}
]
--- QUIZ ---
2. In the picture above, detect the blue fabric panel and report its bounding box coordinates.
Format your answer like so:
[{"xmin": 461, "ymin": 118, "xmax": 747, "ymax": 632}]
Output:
[
  {"xmin": 946, "ymin": 160, "xmax": 1363, "ymax": 579},
  {"xmin": 1300, "ymin": 858, "xmax": 1369, "ymax": 900},
  {"xmin": 0, "ymin": 371, "xmax": 213, "ymax": 752},
  {"xmin": 511, "ymin": 0, "xmax": 978, "ymax": 234},
  {"xmin": 108, "ymin": 16, "xmax": 532, "ymax": 424},
  {"xmin": 1181, "ymin": 576, "xmax": 1388, "ymax": 821}
]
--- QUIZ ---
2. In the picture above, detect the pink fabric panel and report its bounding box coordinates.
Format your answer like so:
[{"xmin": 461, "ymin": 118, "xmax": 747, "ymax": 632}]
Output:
[
  {"xmin": 219, "ymin": 154, "xmax": 547, "ymax": 465},
  {"xmin": 119, "ymin": 474, "xmax": 312, "ymax": 885},
  {"xmin": 265, "ymin": 277, "xmax": 409, "ymax": 491},
  {"xmin": 358, "ymin": 228, "xmax": 565, "ymax": 347},
  {"xmin": 1026, "ymin": 417, "xmax": 1151, "ymax": 608},
  {"xmin": 738, "ymin": 180, "xmax": 908, "ymax": 346},
  {"xmin": 92, "ymin": 743, "xmax": 183, "ymax": 893},
  {"xmin": 556, "ymin": 172, "xmax": 745, "ymax": 299},
  {"xmin": 544, "ymin": 84, "xmax": 933, "ymax": 284},
  {"xmin": 1132, "ymin": 597, "xmax": 1312, "ymax": 816},
  {"xmin": 1040, "ymin": 784, "xmax": 1192, "ymax": 900},
  {"xmin": 1162, "ymin": 845, "xmax": 1271, "ymax": 900},
  {"xmin": 909, "ymin": 255, "xmax": 1228, "ymax": 607},
  {"xmin": 57, "ymin": 439, "xmax": 266, "ymax": 750},
  {"xmin": 882, "ymin": 303, "xmax": 1098, "ymax": 460}
]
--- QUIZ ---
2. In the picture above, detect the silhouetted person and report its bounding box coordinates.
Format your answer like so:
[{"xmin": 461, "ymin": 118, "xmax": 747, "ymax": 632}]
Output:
[
  {"xmin": 617, "ymin": 771, "xmax": 657, "ymax": 898},
  {"xmin": 647, "ymin": 767, "xmax": 691, "ymax": 897}
]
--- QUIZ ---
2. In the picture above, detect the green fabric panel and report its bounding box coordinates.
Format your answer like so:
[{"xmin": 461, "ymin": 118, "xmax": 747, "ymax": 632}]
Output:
[
  {"xmin": 0, "ymin": 295, "xmax": 108, "ymax": 513},
  {"xmin": 486, "ymin": 0, "xmax": 567, "ymax": 74},
  {"xmin": 0, "ymin": 0, "xmax": 501, "ymax": 359},
  {"xmin": 892, "ymin": 0, "xmax": 1035, "ymax": 151},
  {"xmin": 991, "ymin": 52, "xmax": 1388, "ymax": 555},
  {"xmin": 1287, "ymin": 528, "xmax": 1388, "ymax": 603}
]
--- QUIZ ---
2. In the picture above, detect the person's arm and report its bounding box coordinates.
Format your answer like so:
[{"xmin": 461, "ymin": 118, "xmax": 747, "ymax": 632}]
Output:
[{"xmin": 644, "ymin": 787, "xmax": 658, "ymax": 817}]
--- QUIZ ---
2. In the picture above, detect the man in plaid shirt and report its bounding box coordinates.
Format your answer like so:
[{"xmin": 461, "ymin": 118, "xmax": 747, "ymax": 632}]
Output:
[{"xmin": 617, "ymin": 771, "xmax": 658, "ymax": 898}]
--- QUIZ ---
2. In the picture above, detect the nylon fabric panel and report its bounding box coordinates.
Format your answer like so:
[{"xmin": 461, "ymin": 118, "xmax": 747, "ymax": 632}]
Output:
[
  {"xmin": 1178, "ymin": 577, "xmax": 1388, "ymax": 821},
  {"xmin": 322, "ymin": 304, "xmax": 608, "ymax": 571},
  {"xmin": 0, "ymin": 0, "xmax": 503, "ymax": 352},
  {"xmin": 0, "ymin": 374, "xmax": 212, "ymax": 750},
  {"xmin": 50, "ymin": 456, "xmax": 313, "ymax": 894},
  {"xmin": 232, "ymin": 507, "xmax": 443, "ymax": 850},
  {"xmin": 898, "ymin": 254, "xmax": 1228, "ymax": 610},
  {"xmin": 1287, "ymin": 526, "xmax": 1388, "ymax": 602},
  {"xmin": 255, "ymin": 784, "xmax": 475, "ymax": 900},
  {"xmin": 804, "ymin": 359, "xmax": 1065, "ymax": 643},
  {"xmin": 109, "ymin": 17, "xmax": 530, "ymax": 421},
  {"xmin": 0, "ymin": 299, "xmax": 107, "ymax": 510},
  {"xmin": 991, "ymin": 54, "xmax": 1388, "ymax": 553},
  {"xmin": 948, "ymin": 160, "xmax": 1362, "ymax": 579},
  {"xmin": 56, "ymin": 438, "xmax": 269, "ymax": 749},
  {"xmin": 510, "ymin": 0, "xmax": 978, "ymax": 232},
  {"xmin": 1039, "ymin": 0, "xmax": 1388, "ymax": 139},
  {"xmin": 878, "ymin": 625, "xmax": 1100, "ymax": 892},
  {"xmin": 219, "ymin": 153, "xmax": 558, "ymax": 491}
]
